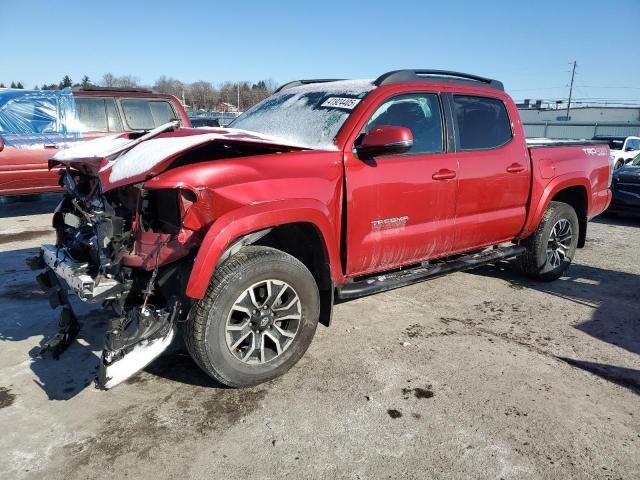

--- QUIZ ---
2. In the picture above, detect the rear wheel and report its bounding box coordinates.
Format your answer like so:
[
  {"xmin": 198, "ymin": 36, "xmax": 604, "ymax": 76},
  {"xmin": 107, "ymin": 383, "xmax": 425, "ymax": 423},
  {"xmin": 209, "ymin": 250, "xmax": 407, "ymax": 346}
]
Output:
[
  {"xmin": 518, "ymin": 201, "xmax": 579, "ymax": 281},
  {"xmin": 183, "ymin": 246, "xmax": 320, "ymax": 387},
  {"xmin": 614, "ymin": 160, "xmax": 624, "ymax": 170}
]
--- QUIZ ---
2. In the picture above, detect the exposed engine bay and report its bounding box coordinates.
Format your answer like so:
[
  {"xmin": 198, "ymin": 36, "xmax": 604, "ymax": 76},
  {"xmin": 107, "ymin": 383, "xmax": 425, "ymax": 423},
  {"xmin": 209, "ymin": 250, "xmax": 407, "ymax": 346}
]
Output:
[{"xmin": 31, "ymin": 169, "xmax": 194, "ymax": 388}]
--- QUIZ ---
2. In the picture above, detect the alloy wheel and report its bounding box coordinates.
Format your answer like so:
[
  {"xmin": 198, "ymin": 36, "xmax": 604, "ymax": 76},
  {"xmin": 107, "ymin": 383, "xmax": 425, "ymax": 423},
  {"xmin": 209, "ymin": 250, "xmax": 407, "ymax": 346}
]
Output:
[
  {"xmin": 225, "ymin": 279, "xmax": 302, "ymax": 365},
  {"xmin": 546, "ymin": 218, "xmax": 573, "ymax": 268}
]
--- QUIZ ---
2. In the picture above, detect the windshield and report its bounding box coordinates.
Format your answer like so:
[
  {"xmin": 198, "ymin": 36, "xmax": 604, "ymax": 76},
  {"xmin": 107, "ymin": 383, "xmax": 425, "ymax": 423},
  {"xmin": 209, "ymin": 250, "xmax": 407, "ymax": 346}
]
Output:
[{"xmin": 229, "ymin": 80, "xmax": 375, "ymax": 150}]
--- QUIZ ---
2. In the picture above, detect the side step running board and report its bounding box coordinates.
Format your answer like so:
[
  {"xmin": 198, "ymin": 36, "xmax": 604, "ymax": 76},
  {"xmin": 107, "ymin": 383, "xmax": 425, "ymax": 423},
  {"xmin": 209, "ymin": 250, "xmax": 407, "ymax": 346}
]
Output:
[{"xmin": 336, "ymin": 246, "xmax": 526, "ymax": 300}]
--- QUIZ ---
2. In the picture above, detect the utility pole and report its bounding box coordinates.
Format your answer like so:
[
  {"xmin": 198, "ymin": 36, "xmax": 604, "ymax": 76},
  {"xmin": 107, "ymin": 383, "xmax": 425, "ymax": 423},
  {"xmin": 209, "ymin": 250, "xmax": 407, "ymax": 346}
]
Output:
[{"xmin": 566, "ymin": 61, "xmax": 577, "ymax": 120}]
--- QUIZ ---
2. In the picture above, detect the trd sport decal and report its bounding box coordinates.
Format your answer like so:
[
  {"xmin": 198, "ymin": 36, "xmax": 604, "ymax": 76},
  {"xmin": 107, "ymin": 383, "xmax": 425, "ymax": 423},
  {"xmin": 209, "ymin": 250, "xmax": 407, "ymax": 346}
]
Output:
[{"xmin": 371, "ymin": 216, "xmax": 409, "ymax": 231}]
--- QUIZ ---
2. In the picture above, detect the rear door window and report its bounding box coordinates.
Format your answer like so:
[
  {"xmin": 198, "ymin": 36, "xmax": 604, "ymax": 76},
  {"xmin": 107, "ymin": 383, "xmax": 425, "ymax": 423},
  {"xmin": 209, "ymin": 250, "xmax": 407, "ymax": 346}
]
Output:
[
  {"xmin": 75, "ymin": 98, "xmax": 124, "ymax": 132},
  {"xmin": 453, "ymin": 95, "xmax": 512, "ymax": 150},
  {"xmin": 119, "ymin": 99, "xmax": 177, "ymax": 130}
]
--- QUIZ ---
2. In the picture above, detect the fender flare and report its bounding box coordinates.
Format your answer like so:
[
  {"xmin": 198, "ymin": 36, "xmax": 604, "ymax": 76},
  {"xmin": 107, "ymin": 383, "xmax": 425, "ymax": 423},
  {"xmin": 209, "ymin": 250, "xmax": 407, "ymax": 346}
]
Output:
[
  {"xmin": 185, "ymin": 199, "xmax": 342, "ymax": 299},
  {"xmin": 520, "ymin": 173, "xmax": 591, "ymax": 239}
]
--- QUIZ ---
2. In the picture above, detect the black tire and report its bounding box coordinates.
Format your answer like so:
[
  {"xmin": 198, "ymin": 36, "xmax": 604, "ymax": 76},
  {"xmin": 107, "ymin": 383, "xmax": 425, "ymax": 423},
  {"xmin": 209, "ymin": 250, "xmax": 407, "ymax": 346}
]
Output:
[
  {"xmin": 518, "ymin": 201, "xmax": 579, "ymax": 282},
  {"xmin": 183, "ymin": 246, "xmax": 320, "ymax": 387},
  {"xmin": 614, "ymin": 160, "xmax": 623, "ymax": 170}
]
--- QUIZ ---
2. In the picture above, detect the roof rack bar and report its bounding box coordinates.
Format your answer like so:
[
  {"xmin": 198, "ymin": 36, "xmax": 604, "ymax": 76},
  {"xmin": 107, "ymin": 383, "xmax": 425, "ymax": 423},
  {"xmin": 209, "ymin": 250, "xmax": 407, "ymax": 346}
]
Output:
[
  {"xmin": 273, "ymin": 79, "xmax": 346, "ymax": 94},
  {"xmin": 374, "ymin": 70, "xmax": 504, "ymax": 91},
  {"xmin": 74, "ymin": 86, "xmax": 153, "ymax": 93}
]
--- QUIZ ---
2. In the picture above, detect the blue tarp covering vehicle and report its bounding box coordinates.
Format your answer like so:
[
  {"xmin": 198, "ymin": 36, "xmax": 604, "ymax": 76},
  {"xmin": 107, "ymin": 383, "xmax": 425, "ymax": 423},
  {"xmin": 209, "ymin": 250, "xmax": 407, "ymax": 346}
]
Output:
[{"xmin": 0, "ymin": 88, "xmax": 80, "ymax": 148}]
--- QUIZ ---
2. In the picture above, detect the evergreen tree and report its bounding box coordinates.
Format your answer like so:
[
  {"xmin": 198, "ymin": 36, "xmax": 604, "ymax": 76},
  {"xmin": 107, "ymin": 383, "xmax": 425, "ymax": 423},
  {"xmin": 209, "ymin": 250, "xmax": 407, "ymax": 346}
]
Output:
[
  {"xmin": 10, "ymin": 81, "xmax": 16, "ymax": 88},
  {"xmin": 0, "ymin": 83, "xmax": 5, "ymax": 88},
  {"xmin": 16, "ymin": 82, "xmax": 24, "ymax": 89},
  {"xmin": 59, "ymin": 75, "xmax": 73, "ymax": 88},
  {"xmin": 80, "ymin": 75, "xmax": 92, "ymax": 88}
]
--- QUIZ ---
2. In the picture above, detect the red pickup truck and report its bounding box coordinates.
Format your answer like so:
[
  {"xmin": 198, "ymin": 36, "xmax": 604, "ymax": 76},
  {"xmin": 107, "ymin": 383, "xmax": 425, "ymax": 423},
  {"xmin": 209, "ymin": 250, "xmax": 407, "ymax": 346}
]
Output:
[
  {"xmin": 0, "ymin": 87, "xmax": 190, "ymax": 196},
  {"xmin": 28, "ymin": 70, "xmax": 611, "ymax": 389}
]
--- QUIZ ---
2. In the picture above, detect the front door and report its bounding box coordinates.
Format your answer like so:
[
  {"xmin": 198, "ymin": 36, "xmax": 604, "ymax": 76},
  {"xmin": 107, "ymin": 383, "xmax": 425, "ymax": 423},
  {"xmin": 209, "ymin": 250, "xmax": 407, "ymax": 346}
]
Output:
[{"xmin": 344, "ymin": 92, "xmax": 458, "ymax": 276}]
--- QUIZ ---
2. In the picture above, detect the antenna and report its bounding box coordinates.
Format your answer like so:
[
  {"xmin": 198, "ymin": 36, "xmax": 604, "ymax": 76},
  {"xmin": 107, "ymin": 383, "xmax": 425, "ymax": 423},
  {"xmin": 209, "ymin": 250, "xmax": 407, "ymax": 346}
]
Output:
[{"xmin": 566, "ymin": 61, "xmax": 577, "ymax": 119}]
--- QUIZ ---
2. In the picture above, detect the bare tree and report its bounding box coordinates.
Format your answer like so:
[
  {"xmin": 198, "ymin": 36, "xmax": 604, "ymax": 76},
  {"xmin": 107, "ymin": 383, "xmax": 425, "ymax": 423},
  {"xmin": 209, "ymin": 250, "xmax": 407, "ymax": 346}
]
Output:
[
  {"xmin": 100, "ymin": 73, "xmax": 140, "ymax": 88},
  {"xmin": 94, "ymin": 73, "xmax": 274, "ymax": 111},
  {"xmin": 101, "ymin": 73, "xmax": 116, "ymax": 87},
  {"xmin": 188, "ymin": 81, "xmax": 217, "ymax": 111},
  {"xmin": 153, "ymin": 76, "xmax": 185, "ymax": 98}
]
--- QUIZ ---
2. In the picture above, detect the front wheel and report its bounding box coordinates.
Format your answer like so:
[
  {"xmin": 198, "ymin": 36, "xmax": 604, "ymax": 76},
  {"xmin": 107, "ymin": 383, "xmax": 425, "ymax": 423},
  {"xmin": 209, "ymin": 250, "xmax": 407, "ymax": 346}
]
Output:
[
  {"xmin": 183, "ymin": 246, "xmax": 320, "ymax": 387},
  {"xmin": 518, "ymin": 201, "xmax": 579, "ymax": 281}
]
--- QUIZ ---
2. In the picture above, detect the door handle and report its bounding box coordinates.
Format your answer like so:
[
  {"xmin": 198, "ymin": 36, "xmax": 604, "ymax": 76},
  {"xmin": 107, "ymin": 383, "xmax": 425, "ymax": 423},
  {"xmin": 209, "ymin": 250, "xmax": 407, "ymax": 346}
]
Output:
[
  {"xmin": 506, "ymin": 163, "xmax": 525, "ymax": 173},
  {"xmin": 432, "ymin": 169, "xmax": 456, "ymax": 180},
  {"xmin": 44, "ymin": 144, "xmax": 58, "ymax": 149}
]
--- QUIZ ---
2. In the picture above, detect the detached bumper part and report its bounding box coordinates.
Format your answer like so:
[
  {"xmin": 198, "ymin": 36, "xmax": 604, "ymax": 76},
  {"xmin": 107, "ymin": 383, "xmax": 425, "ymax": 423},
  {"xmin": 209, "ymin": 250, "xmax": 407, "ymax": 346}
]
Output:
[
  {"xmin": 39, "ymin": 307, "xmax": 80, "ymax": 359},
  {"xmin": 97, "ymin": 300, "xmax": 180, "ymax": 389},
  {"xmin": 27, "ymin": 253, "xmax": 81, "ymax": 359},
  {"xmin": 97, "ymin": 326, "xmax": 175, "ymax": 389},
  {"xmin": 29, "ymin": 246, "xmax": 179, "ymax": 388}
]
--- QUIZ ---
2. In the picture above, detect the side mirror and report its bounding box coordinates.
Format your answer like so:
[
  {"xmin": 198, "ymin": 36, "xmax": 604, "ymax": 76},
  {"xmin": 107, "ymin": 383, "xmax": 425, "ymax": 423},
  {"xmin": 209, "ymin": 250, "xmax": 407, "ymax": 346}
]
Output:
[
  {"xmin": 356, "ymin": 125, "xmax": 413, "ymax": 159},
  {"xmin": 0, "ymin": 136, "xmax": 4, "ymax": 153},
  {"xmin": 625, "ymin": 146, "xmax": 634, "ymax": 152}
]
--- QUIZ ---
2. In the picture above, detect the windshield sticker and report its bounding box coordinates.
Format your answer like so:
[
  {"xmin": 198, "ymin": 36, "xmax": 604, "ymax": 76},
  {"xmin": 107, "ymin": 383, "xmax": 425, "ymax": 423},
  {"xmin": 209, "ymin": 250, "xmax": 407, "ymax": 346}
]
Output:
[{"xmin": 321, "ymin": 97, "xmax": 361, "ymax": 110}]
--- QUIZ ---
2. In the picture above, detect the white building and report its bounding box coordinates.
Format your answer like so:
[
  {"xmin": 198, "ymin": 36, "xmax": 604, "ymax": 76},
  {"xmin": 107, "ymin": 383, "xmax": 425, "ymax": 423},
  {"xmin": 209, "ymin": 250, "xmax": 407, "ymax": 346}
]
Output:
[{"xmin": 517, "ymin": 103, "xmax": 640, "ymax": 139}]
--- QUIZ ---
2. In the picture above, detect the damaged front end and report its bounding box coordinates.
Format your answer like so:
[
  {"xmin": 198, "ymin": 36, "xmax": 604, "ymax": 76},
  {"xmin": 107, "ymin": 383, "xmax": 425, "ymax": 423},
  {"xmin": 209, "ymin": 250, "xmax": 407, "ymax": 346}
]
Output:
[
  {"xmin": 28, "ymin": 122, "xmax": 304, "ymax": 388},
  {"xmin": 30, "ymin": 167, "xmax": 200, "ymax": 389}
]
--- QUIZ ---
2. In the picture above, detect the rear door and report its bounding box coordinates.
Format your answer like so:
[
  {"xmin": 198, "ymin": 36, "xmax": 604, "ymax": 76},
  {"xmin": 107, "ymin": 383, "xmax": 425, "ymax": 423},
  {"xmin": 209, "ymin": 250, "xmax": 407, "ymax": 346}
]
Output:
[
  {"xmin": 344, "ymin": 91, "xmax": 458, "ymax": 276},
  {"xmin": 449, "ymin": 94, "xmax": 530, "ymax": 252}
]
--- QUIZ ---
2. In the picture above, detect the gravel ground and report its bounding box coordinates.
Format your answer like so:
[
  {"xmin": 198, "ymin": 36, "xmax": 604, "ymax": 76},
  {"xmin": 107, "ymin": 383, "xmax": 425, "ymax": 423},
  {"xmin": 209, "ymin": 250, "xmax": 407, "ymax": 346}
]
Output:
[{"xmin": 0, "ymin": 194, "xmax": 638, "ymax": 480}]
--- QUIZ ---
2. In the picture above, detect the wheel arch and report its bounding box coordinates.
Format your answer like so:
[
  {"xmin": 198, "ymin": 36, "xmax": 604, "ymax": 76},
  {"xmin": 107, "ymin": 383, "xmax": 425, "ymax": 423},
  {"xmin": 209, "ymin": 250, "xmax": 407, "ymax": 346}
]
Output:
[
  {"xmin": 522, "ymin": 175, "xmax": 590, "ymax": 248},
  {"xmin": 550, "ymin": 185, "xmax": 588, "ymax": 248},
  {"xmin": 185, "ymin": 200, "xmax": 342, "ymax": 326}
]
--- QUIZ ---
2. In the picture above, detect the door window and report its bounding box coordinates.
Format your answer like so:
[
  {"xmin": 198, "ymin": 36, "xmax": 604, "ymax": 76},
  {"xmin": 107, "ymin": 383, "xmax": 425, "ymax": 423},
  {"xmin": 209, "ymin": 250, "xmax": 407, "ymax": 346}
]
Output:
[
  {"xmin": 453, "ymin": 95, "xmax": 512, "ymax": 150},
  {"xmin": 120, "ymin": 99, "xmax": 177, "ymax": 130},
  {"xmin": 364, "ymin": 93, "xmax": 444, "ymax": 154},
  {"xmin": 74, "ymin": 98, "xmax": 124, "ymax": 132}
]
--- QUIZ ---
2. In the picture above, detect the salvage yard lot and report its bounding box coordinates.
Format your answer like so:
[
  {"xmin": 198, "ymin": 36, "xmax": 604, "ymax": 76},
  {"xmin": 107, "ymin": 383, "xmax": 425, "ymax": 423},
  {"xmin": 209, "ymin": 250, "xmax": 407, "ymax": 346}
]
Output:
[{"xmin": 0, "ymin": 194, "xmax": 638, "ymax": 480}]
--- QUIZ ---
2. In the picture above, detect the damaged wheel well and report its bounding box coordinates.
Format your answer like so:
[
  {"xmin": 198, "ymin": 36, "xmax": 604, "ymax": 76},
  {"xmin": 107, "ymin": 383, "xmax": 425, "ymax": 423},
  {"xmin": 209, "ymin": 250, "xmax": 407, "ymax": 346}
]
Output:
[{"xmin": 226, "ymin": 222, "xmax": 334, "ymax": 327}]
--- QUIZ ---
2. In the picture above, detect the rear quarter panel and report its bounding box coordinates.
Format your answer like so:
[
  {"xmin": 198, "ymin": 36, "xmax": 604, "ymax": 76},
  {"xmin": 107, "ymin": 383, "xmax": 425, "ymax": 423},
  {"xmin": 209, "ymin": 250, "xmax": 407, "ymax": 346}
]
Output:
[{"xmin": 521, "ymin": 144, "xmax": 611, "ymax": 238}]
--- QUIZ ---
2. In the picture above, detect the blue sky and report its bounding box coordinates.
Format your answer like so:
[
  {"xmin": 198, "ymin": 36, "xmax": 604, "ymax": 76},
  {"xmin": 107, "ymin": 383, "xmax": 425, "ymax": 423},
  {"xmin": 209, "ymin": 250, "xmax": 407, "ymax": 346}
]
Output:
[{"xmin": 2, "ymin": 0, "xmax": 639, "ymax": 104}]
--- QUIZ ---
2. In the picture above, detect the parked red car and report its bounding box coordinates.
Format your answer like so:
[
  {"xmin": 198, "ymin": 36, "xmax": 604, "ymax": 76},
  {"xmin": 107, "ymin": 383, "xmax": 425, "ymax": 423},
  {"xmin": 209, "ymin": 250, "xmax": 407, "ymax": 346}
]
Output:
[
  {"xmin": 29, "ymin": 70, "xmax": 611, "ymax": 389},
  {"xmin": 0, "ymin": 87, "xmax": 190, "ymax": 196}
]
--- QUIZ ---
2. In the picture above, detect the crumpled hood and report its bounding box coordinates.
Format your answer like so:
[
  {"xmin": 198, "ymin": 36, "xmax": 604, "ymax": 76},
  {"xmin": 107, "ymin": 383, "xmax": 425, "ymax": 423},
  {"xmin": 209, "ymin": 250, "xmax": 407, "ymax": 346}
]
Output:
[{"xmin": 51, "ymin": 126, "xmax": 306, "ymax": 191}]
